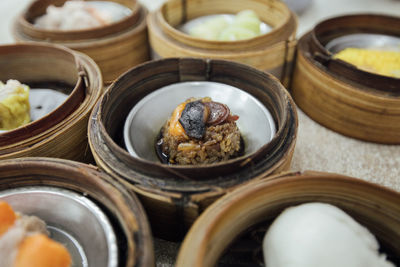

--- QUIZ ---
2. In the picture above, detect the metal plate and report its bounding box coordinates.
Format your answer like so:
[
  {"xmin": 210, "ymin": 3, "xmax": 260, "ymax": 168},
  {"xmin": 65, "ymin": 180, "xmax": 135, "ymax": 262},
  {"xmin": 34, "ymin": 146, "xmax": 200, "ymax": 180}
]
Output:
[
  {"xmin": 29, "ymin": 89, "xmax": 68, "ymax": 121},
  {"xmin": 124, "ymin": 81, "xmax": 276, "ymax": 162},
  {"xmin": 0, "ymin": 186, "xmax": 118, "ymax": 267},
  {"xmin": 326, "ymin": 33, "xmax": 400, "ymax": 53},
  {"xmin": 0, "ymin": 88, "xmax": 68, "ymax": 133}
]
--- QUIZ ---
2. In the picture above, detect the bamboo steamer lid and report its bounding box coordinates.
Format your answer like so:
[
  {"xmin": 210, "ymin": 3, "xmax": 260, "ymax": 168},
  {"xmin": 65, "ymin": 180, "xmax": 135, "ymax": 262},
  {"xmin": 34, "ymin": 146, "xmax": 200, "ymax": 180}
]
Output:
[
  {"xmin": 291, "ymin": 14, "xmax": 400, "ymax": 144},
  {"xmin": 13, "ymin": 0, "xmax": 149, "ymax": 84},
  {"xmin": 88, "ymin": 57, "xmax": 298, "ymax": 240},
  {"xmin": 0, "ymin": 43, "xmax": 103, "ymax": 162},
  {"xmin": 176, "ymin": 171, "xmax": 400, "ymax": 266},
  {"xmin": 0, "ymin": 157, "xmax": 154, "ymax": 267},
  {"xmin": 147, "ymin": 0, "xmax": 297, "ymax": 87}
]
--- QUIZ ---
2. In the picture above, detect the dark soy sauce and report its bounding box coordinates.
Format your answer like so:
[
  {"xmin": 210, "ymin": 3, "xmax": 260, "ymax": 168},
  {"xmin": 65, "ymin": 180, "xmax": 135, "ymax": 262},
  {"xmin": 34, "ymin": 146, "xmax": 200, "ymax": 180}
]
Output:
[{"xmin": 155, "ymin": 129, "xmax": 170, "ymax": 164}]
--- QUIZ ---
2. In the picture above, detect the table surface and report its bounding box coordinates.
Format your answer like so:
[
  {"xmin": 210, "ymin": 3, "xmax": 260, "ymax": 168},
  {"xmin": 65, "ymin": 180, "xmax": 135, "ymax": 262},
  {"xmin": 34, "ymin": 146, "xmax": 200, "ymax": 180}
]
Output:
[{"xmin": 1, "ymin": 0, "xmax": 399, "ymax": 266}]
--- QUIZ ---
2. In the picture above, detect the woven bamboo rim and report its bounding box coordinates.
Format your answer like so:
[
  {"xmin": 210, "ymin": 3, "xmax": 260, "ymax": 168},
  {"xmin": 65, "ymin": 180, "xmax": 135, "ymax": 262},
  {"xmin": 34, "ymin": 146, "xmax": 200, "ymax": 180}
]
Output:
[
  {"xmin": 0, "ymin": 157, "xmax": 154, "ymax": 267},
  {"xmin": 88, "ymin": 57, "xmax": 298, "ymax": 240},
  {"xmin": 159, "ymin": 0, "xmax": 295, "ymax": 50},
  {"xmin": 291, "ymin": 14, "xmax": 400, "ymax": 144},
  {"xmin": 0, "ymin": 43, "xmax": 103, "ymax": 162},
  {"xmin": 147, "ymin": 0, "xmax": 297, "ymax": 86},
  {"xmin": 16, "ymin": 0, "xmax": 140, "ymax": 41},
  {"xmin": 311, "ymin": 15, "xmax": 400, "ymax": 93},
  {"xmin": 176, "ymin": 171, "xmax": 400, "ymax": 266},
  {"xmin": 13, "ymin": 0, "xmax": 150, "ymax": 83}
]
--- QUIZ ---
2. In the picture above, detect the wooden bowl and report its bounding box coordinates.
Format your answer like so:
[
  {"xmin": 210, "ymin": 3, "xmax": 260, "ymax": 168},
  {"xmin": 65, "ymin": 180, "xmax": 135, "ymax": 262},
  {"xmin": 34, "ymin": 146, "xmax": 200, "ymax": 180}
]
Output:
[
  {"xmin": 291, "ymin": 14, "xmax": 400, "ymax": 144},
  {"xmin": 0, "ymin": 157, "xmax": 154, "ymax": 267},
  {"xmin": 176, "ymin": 171, "xmax": 400, "ymax": 266},
  {"xmin": 147, "ymin": 0, "xmax": 297, "ymax": 87},
  {"xmin": 0, "ymin": 43, "xmax": 102, "ymax": 162},
  {"xmin": 88, "ymin": 57, "xmax": 298, "ymax": 240},
  {"xmin": 13, "ymin": 0, "xmax": 149, "ymax": 84}
]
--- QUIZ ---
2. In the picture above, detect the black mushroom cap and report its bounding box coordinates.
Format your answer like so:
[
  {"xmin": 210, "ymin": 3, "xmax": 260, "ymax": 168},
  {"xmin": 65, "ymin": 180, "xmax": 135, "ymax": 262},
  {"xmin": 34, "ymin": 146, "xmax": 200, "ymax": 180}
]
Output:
[
  {"xmin": 179, "ymin": 100, "xmax": 208, "ymax": 139},
  {"xmin": 178, "ymin": 99, "xmax": 238, "ymax": 139}
]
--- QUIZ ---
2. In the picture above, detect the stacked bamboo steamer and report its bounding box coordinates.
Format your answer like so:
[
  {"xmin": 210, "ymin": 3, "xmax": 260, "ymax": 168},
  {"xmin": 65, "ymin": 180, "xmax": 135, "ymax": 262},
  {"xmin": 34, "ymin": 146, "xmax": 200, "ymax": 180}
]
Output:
[
  {"xmin": 177, "ymin": 172, "xmax": 400, "ymax": 266},
  {"xmin": 291, "ymin": 14, "xmax": 400, "ymax": 144},
  {"xmin": 3, "ymin": 3, "xmax": 155, "ymax": 264},
  {"xmin": 0, "ymin": 157, "xmax": 155, "ymax": 267},
  {"xmin": 13, "ymin": 0, "xmax": 149, "ymax": 84},
  {"xmin": 147, "ymin": 0, "xmax": 297, "ymax": 87},
  {"xmin": 0, "ymin": 43, "xmax": 102, "ymax": 162},
  {"xmin": 3, "ymin": 2, "xmax": 399, "ymax": 264},
  {"xmin": 88, "ymin": 57, "xmax": 298, "ymax": 240}
]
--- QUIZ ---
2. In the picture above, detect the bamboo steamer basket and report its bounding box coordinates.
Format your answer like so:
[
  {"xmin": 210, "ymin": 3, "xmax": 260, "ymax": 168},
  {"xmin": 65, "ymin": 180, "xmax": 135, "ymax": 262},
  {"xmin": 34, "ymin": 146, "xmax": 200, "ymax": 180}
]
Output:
[
  {"xmin": 13, "ymin": 0, "xmax": 149, "ymax": 84},
  {"xmin": 147, "ymin": 0, "xmax": 297, "ymax": 87},
  {"xmin": 0, "ymin": 43, "xmax": 102, "ymax": 162},
  {"xmin": 0, "ymin": 157, "xmax": 154, "ymax": 267},
  {"xmin": 176, "ymin": 171, "xmax": 400, "ymax": 266},
  {"xmin": 291, "ymin": 14, "xmax": 400, "ymax": 144},
  {"xmin": 88, "ymin": 57, "xmax": 298, "ymax": 240}
]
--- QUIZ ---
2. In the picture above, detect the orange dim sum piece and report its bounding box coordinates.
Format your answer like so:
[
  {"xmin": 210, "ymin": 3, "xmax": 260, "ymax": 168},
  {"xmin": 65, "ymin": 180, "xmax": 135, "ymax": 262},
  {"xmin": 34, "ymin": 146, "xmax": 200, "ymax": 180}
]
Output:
[
  {"xmin": 0, "ymin": 201, "xmax": 17, "ymax": 236},
  {"xmin": 168, "ymin": 102, "xmax": 187, "ymax": 138},
  {"xmin": 15, "ymin": 233, "xmax": 71, "ymax": 267}
]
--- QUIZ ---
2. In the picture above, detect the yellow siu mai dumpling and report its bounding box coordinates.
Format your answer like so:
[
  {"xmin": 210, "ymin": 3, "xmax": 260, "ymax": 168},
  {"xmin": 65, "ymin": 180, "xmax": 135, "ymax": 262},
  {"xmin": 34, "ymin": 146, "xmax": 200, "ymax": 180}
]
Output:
[{"xmin": 0, "ymin": 80, "xmax": 30, "ymax": 130}]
